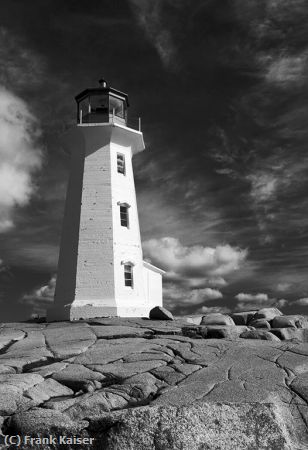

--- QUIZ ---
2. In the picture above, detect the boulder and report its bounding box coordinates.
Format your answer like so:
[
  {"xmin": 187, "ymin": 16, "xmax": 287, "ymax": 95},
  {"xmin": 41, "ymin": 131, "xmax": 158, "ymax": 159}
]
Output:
[
  {"xmin": 6, "ymin": 408, "xmax": 88, "ymax": 435},
  {"xmin": 249, "ymin": 319, "xmax": 271, "ymax": 329},
  {"xmin": 182, "ymin": 325, "xmax": 205, "ymax": 338},
  {"xmin": 100, "ymin": 403, "xmax": 296, "ymax": 449},
  {"xmin": 270, "ymin": 328, "xmax": 308, "ymax": 342},
  {"xmin": 230, "ymin": 311, "xmax": 257, "ymax": 326},
  {"xmin": 205, "ymin": 325, "xmax": 249, "ymax": 339},
  {"xmin": 252, "ymin": 307, "xmax": 282, "ymax": 321},
  {"xmin": 185, "ymin": 316, "xmax": 203, "ymax": 325},
  {"xmin": 272, "ymin": 315, "xmax": 308, "ymax": 329},
  {"xmin": 52, "ymin": 363, "xmax": 106, "ymax": 392},
  {"xmin": 240, "ymin": 330, "xmax": 281, "ymax": 341},
  {"xmin": 25, "ymin": 378, "xmax": 74, "ymax": 404},
  {"xmin": 149, "ymin": 306, "xmax": 174, "ymax": 321},
  {"xmin": 182, "ymin": 325, "xmax": 249, "ymax": 340},
  {"xmin": 201, "ymin": 313, "xmax": 235, "ymax": 326}
]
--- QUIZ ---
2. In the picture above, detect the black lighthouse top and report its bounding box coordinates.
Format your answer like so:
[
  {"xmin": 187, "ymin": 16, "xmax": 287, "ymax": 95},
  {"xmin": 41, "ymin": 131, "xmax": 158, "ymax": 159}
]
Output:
[{"xmin": 75, "ymin": 79, "xmax": 129, "ymax": 125}]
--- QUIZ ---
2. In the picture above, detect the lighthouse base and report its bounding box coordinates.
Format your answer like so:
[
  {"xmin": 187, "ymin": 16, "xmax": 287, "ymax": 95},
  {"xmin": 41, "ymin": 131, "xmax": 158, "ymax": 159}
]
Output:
[{"xmin": 47, "ymin": 302, "xmax": 155, "ymax": 322}]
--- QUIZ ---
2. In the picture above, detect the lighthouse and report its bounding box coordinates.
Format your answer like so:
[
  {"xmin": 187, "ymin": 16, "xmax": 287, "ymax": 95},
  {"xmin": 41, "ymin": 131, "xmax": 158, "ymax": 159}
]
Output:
[{"xmin": 48, "ymin": 79, "xmax": 164, "ymax": 321}]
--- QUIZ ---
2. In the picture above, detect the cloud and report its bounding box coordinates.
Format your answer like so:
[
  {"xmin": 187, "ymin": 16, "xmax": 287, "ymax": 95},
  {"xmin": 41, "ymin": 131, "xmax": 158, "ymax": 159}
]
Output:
[
  {"xmin": 0, "ymin": 87, "xmax": 43, "ymax": 231},
  {"xmin": 200, "ymin": 305, "xmax": 231, "ymax": 314},
  {"xmin": 265, "ymin": 53, "xmax": 308, "ymax": 86},
  {"xmin": 276, "ymin": 283, "xmax": 292, "ymax": 293},
  {"xmin": 294, "ymin": 298, "xmax": 308, "ymax": 306},
  {"xmin": 143, "ymin": 237, "xmax": 247, "ymax": 313},
  {"xmin": 235, "ymin": 292, "xmax": 269, "ymax": 303},
  {"xmin": 21, "ymin": 275, "xmax": 56, "ymax": 316},
  {"xmin": 0, "ymin": 27, "xmax": 46, "ymax": 91},
  {"xmin": 129, "ymin": 0, "xmax": 178, "ymax": 70},
  {"xmin": 143, "ymin": 237, "xmax": 247, "ymax": 279},
  {"xmin": 235, "ymin": 292, "xmax": 287, "ymax": 311}
]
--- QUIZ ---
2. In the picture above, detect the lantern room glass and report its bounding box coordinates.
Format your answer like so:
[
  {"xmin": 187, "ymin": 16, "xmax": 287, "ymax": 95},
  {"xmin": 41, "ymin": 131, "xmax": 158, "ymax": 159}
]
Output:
[{"xmin": 78, "ymin": 93, "xmax": 127, "ymax": 125}]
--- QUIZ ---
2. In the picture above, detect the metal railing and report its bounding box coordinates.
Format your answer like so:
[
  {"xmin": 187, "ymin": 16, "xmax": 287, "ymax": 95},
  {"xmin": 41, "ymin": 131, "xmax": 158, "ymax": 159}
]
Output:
[{"xmin": 77, "ymin": 109, "xmax": 142, "ymax": 132}]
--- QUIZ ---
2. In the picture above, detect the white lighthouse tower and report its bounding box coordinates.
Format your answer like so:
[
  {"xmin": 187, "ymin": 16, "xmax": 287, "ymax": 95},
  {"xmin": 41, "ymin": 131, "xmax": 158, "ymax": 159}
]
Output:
[{"xmin": 48, "ymin": 79, "xmax": 164, "ymax": 321}]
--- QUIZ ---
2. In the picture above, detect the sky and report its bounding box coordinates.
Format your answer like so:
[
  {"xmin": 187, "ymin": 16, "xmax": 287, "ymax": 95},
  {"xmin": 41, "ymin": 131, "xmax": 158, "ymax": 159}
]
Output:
[{"xmin": 0, "ymin": 0, "xmax": 308, "ymax": 321}]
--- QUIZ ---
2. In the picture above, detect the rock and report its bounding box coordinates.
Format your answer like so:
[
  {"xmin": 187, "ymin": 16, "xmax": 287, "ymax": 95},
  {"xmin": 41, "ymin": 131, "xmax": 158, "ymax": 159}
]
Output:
[
  {"xmin": 206, "ymin": 325, "xmax": 249, "ymax": 339},
  {"xmin": 270, "ymin": 328, "xmax": 308, "ymax": 342},
  {"xmin": 65, "ymin": 390, "xmax": 128, "ymax": 421},
  {"xmin": 73, "ymin": 338, "xmax": 164, "ymax": 366},
  {"xmin": 185, "ymin": 316, "xmax": 203, "ymax": 325},
  {"xmin": 0, "ymin": 365, "xmax": 16, "ymax": 374},
  {"xmin": 90, "ymin": 360, "xmax": 167, "ymax": 380},
  {"xmin": 240, "ymin": 330, "xmax": 281, "ymax": 341},
  {"xmin": 52, "ymin": 363, "xmax": 106, "ymax": 392},
  {"xmin": 150, "ymin": 366, "xmax": 186, "ymax": 385},
  {"xmin": 230, "ymin": 311, "xmax": 257, "ymax": 325},
  {"xmin": 252, "ymin": 307, "xmax": 282, "ymax": 321},
  {"xmin": 0, "ymin": 331, "xmax": 53, "ymax": 371},
  {"xmin": 249, "ymin": 319, "xmax": 271, "ymax": 329},
  {"xmin": 183, "ymin": 325, "xmax": 249, "ymax": 340},
  {"xmin": 122, "ymin": 372, "xmax": 161, "ymax": 400},
  {"xmin": 201, "ymin": 313, "xmax": 235, "ymax": 326},
  {"xmin": 30, "ymin": 361, "xmax": 69, "ymax": 377},
  {"xmin": 272, "ymin": 315, "xmax": 306, "ymax": 329},
  {"xmin": 91, "ymin": 325, "xmax": 153, "ymax": 339},
  {"xmin": 100, "ymin": 403, "xmax": 296, "ymax": 450},
  {"xmin": 123, "ymin": 351, "xmax": 173, "ymax": 363},
  {"xmin": 182, "ymin": 325, "xmax": 203, "ymax": 338},
  {"xmin": 0, "ymin": 328, "xmax": 25, "ymax": 351},
  {"xmin": 290, "ymin": 372, "xmax": 308, "ymax": 403},
  {"xmin": 0, "ymin": 373, "xmax": 44, "ymax": 415},
  {"xmin": 43, "ymin": 396, "xmax": 82, "ymax": 411},
  {"xmin": 25, "ymin": 378, "xmax": 74, "ymax": 403},
  {"xmin": 6, "ymin": 408, "xmax": 88, "ymax": 435},
  {"xmin": 43, "ymin": 324, "xmax": 96, "ymax": 358},
  {"xmin": 149, "ymin": 306, "xmax": 174, "ymax": 321}
]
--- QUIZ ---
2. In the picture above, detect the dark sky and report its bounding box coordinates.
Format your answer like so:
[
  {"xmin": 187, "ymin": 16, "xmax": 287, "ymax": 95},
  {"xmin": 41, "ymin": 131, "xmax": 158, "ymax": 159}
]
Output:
[{"xmin": 0, "ymin": 0, "xmax": 308, "ymax": 321}]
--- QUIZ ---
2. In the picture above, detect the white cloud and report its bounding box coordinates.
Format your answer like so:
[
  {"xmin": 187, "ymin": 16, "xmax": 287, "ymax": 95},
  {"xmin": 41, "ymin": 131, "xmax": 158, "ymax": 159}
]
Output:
[
  {"xmin": 188, "ymin": 277, "xmax": 227, "ymax": 289},
  {"xmin": 129, "ymin": 0, "xmax": 178, "ymax": 70},
  {"xmin": 0, "ymin": 27, "xmax": 45, "ymax": 89},
  {"xmin": 265, "ymin": 53, "xmax": 308, "ymax": 86},
  {"xmin": 143, "ymin": 237, "xmax": 247, "ymax": 312},
  {"xmin": 0, "ymin": 87, "xmax": 43, "ymax": 231},
  {"xmin": 21, "ymin": 275, "xmax": 56, "ymax": 316},
  {"xmin": 248, "ymin": 172, "xmax": 278, "ymax": 204},
  {"xmin": 200, "ymin": 305, "xmax": 231, "ymax": 314},
  {"xmin": 143, "ymin": 237, "xmax": 247, "ymax": 279},
  {"xmin": 163, "ymin": 283, "xmax": 222, "ymax": 305},
  {"xmin": 294, "ymin": 298, "xmax": 308, "ymax": 306},
  {"xmin": 235, "ymin": 292, "xmax": 287, "ymax": 311},
  {"xmin": 276, "ymin": 283, "xmax": 291, "ymax": 292},
  {"xmin": 235, "ymin": 292, "xmax": 269, "ymax": 302}
]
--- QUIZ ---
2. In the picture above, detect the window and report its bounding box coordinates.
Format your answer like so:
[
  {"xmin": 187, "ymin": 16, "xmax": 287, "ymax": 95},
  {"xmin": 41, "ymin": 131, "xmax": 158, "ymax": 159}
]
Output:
[
  {"xmin": 110, "ymin": 96, "xmax": 124, "ymax": 118},
  {"xmin": 124, "ymin": 264, "xmax": 133, "ymax": 287},
  {"xmin": 117, "ymin": 153, "xmax": 125, "ymax": 175},
  {"xmin": 120, "ymin": 205, "xmax": 129, "ymax": 227}
]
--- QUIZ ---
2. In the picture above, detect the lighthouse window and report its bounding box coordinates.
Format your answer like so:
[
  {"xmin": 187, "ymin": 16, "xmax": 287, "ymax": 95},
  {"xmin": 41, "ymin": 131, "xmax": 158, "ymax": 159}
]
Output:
[
  {"xmin": 120, "ymin": 205, "xmax": 129, "ymax": 227},
  {"xmin": 124, "ymin": 264, "xmax": 133, "ymax": 287},
  {"xmin": 110, "ymin": 96, "xmax": 124, "ymax": 118},
  {"xmin": 117, "ymin": 153, "xmax": 125, "ymax": 174}
]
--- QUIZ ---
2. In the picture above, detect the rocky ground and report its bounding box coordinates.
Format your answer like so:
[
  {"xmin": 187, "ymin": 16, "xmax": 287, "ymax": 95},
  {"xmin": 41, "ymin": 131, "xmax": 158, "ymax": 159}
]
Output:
[{"xmin": 0, "ymin": 307, "xmax": 308, "ymax": 449}]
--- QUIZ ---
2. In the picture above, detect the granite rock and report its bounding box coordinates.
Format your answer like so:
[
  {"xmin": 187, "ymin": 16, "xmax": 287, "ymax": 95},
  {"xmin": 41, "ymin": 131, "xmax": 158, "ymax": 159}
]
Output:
[
  {"xmin": 230, "ymin": 311, "xmax": 257, "ymax": 325},
  {"xmin": 249, "ymin": 318, "xmax": 271, "ymax": 329},
  {"xmin": 252, "ymin": 307, "xmax": 283, "ymax": 321},
  {"xmin": 0, "ymin": 317, "xmax": 307, "ymax": 449},
  {"xmin": 201, "ymin": 313, "xmax": 235, "ymax": 326},
  {"xmin": 240, "ymin": 329, "xmax": 281, "ymax": 341},
  {"xmin": 149, "ymin": 306, "xmax": 174, "ymax": 321}
]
